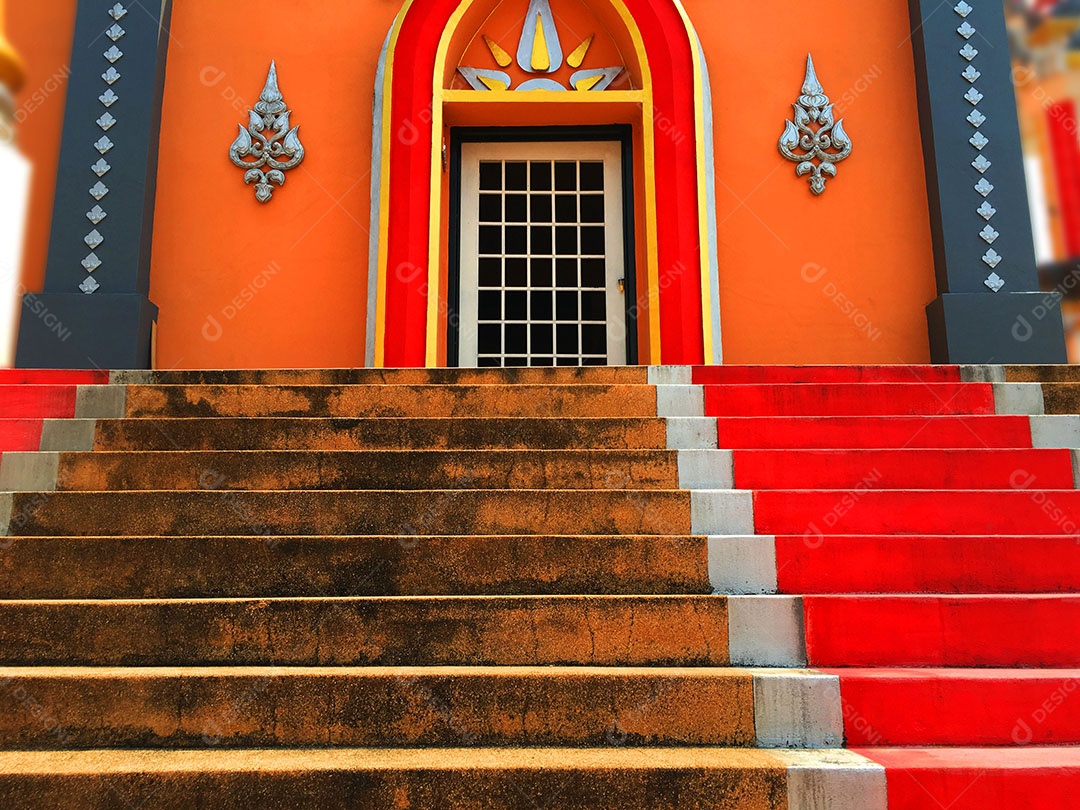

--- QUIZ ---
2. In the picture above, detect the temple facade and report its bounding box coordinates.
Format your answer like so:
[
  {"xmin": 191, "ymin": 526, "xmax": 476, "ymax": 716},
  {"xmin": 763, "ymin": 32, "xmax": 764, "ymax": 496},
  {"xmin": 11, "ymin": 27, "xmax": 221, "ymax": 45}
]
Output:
[{"xmin": 4, "ymin": 0, "xmax": 1072, "ymax": 369}]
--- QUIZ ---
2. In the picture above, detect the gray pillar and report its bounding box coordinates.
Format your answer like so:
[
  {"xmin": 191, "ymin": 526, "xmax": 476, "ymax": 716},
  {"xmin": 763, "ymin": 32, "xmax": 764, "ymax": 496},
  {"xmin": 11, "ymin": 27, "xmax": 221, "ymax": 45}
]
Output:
[
  {"xmin": 15, "ymin": 0, "xmax": 172, "ymax": 369},
  {"xmin": 909, "ymin": 0, "xmax": 1066, "ymax": 363}
]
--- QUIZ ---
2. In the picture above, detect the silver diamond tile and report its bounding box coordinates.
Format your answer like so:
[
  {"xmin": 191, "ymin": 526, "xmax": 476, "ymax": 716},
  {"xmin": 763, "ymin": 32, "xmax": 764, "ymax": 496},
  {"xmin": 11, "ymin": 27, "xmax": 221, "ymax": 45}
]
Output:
[
  {"xmin": 91, "ymin": 158, "xmax": 111, "ymax": 177},
  {"xmin": 978, "ymin": 201, "xmax": 996, "ymax": 220},
  {"xmin": 109, "ymin": 3, "xmax": 127, "ymax": 21},
  {"xmin": 86, "ymin": 205, "xmax": 107, "ymax": 225},
  {"xmin": 102, "ymin": 67, "xmax": 121, "ymax": 85},
  {"xmin": 94, "ymin": 136, "xmax": 114, "ymax": 154},
  {"xmin": 962, "ymin": 66, "xmax": 981, "ymax": 83},
  {"xmin": 954, "ymin": 1, "xmax": 973, "ymax": 17},
  {"xmin": 984, "ymin": 272, "xmax": 1005, "ymax": 293},
  {"xmin": 99, "ymin": 89, "xmax": 118, "ymax": 108},
  {"xmin": 980, "ymin": 225, "xmax": 999, "ymax": 244},
  {"xmin": 89, "ymin": 181, "xmax": 109, "ymax": 201},
  {"xmin": 106, "ymin": 24, "xmax": 125, "ymax": 42},
  {"xmin": 982, "ymin": 248, "xmax": 1002, "ymax": 268},
  {"xmin": 104, "ymin": 46, "xmax": 123, "ymax": 64},
  {"xmin": 970, "ymin": 132, "xmax": 989, "ymax": 150},
  {"xmin": 97, "ymin": 113, "xmax": 116, "ymax": 131},
  {"xmin": 975, "ymin": 178, "xmax": 994, "ymax": 196},
  {"xmin": 965, "ymin": 88, "xmax": 984, "ymax": 105},
  {"xmin": 972, "ymin": 155, "xmax": 991, "ymax": 173},
  {"xmin": 958, "ymin": 21, "xmax": 976, "ymax": 39},
  {"xmin": 81, "ymin": 253, "xmax": 102, "ymax": 273},
  {"xmin": 967, "ymin": 109, "xmax": 987, "ymax": 127},
  {"xmin": 80, "ymin": 276, "xmax": 100, "ymax": 294},
  {"xmin": 960, "ymin": 44, "xmax": 979, "ymax": 60},
  {"xmin": 84, "ymin": 229, "xmax": 104, "ymax": 249}
]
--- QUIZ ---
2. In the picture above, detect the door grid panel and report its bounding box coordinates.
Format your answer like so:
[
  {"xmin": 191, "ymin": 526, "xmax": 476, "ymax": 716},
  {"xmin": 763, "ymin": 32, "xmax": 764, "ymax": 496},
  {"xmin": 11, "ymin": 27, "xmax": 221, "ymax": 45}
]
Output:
[{"xmin": 459, "ymin": 142, "xmax": 627, "ymax": 367}]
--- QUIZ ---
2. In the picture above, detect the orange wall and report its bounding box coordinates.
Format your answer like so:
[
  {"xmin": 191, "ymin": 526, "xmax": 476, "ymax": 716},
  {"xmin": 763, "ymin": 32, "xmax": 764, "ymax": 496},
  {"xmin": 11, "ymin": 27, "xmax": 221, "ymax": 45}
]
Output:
[
  {"xmin": 150, "ymin": 0, "xmax": 400, "ymax": 369},
  {"xmin": 8, "ymin": 0, "xmax": 77, "ymax": 295},
  {"xmin": 149, "ymin": 0, "xmax": 936, "ymax": 367},
  {"xmin": 688, "ymin": 0, "xmax": 937, "ymax": 363}
]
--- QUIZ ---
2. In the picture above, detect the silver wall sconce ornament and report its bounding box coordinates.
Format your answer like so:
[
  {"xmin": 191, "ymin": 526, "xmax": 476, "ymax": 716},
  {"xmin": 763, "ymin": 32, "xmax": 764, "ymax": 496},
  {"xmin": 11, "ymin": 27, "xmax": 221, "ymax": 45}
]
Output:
[
  {"xmin": 229, "ymin": 61, "xmax": 305, "ymax": 203},
  {"xmin": 778, "ymin": 54, "xmax": 853, "ymax": 196}
]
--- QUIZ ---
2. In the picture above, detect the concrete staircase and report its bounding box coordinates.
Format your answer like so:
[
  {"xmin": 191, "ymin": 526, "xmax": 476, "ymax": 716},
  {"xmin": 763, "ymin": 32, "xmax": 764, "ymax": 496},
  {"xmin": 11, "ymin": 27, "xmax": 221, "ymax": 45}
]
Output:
[{"xmin": 0, "ymin": 365, "xmax": 1078, "ymax": 808}]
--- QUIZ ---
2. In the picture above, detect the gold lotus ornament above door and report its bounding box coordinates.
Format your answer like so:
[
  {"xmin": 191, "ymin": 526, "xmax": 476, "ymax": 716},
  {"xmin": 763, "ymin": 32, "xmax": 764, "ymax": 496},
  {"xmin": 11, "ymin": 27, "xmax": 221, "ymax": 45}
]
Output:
[{"xmin": 457, "ymin": 0, "xmax": 625, "ymax": 92}]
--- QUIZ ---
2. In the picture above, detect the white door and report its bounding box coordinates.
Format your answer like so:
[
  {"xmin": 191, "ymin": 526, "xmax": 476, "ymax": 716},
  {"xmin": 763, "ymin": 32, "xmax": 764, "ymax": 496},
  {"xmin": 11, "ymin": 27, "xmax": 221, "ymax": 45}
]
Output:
[{"xmin": 459, "ymin": 141, "xmax": 628, "ymax": 367}]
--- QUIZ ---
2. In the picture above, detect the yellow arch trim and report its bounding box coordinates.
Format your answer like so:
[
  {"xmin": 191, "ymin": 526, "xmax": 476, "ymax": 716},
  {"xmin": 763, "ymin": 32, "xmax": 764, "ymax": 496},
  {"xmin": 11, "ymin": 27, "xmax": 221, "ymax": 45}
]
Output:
[
  {"xmin": 607, "ymin": 0, "xmax": 663, "ymax": 364},
  {"xmin": 671, "ymin": 0, "xmax": 716, "ymax": 365},
  {"xmin": 372, "ymin": 2, "xmax": 416, "ymax": 368},
  {"xmin": 426, "ymin": 0, "xmax": 662, "ymax": 365}
]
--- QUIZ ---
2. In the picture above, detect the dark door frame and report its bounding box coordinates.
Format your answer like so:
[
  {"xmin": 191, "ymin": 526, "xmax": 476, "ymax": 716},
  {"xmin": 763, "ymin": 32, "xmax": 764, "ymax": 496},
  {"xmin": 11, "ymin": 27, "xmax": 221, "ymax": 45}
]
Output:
[{"xmin": 447, "ymin": 124, "xmax": 638, "ymax": 367}]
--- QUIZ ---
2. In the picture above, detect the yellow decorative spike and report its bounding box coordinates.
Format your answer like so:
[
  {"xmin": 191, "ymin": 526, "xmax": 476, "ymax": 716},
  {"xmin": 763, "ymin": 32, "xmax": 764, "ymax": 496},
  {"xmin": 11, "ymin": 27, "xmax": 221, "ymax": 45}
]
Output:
[
  {"xmin": 573, "ymin": 73, "xmax": 604, "ymax": 92},
  {"xmin": 478, "ymin": 74, "xmax": 509, "ymax": 91},
  {"xmin": 531, "ymin": 13, "xmax": 551, "ymax": 72},
  {"xmin": 567, "ymin": 35, "xmax": 594, "ymax": 69},
  {"xmin": 483, "ymin": 35, "xmax": 513, "ymax": 68}
]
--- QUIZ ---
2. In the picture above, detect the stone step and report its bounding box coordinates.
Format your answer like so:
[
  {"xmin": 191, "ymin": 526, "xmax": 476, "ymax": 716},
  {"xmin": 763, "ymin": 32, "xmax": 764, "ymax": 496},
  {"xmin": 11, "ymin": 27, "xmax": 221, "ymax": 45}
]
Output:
[
  {"xmin": 3, "ymin": 489, "xmax": 733, "ymax": 537},
  {"xmin": 861, "ymin": 746, "xmax": 1080, "ymax": 810},
  {"xmin": 0, "ymin": 371, "xmax": 109, "ymax": 385},
  {"xmin": 754, "ymin": 490, "xmax": 1080, "ymax": 536},
  {"xmin": 0, "ymin": 666, "xmax": 751, "ymax": 749},
  {"xmin": 0, "ymin": 747, "xmax": 856, "ymax": 810},
  {"xmin": 1006, "ymin": 365, "xmax": 1080, "ymax": 383},
  {"xmin": 692, "ymin": 365, "xmax": 961, "ymax": 384},
  {"xmin": 0, "ymin": 419, "xmax": 47, "ymax": 452},
  {"xmin": 714, "ymin": 415, "xmax": 1033, "ymax": 449},
  {"xmin": 112, "ymin": 367, "xmax": 652, "ymax": 386},
  {"xmin": 79, "ymin": 417, "xmax": 670, "ymax": 452},
  {"xmin": 0, "ymin": 596, "xmax": 729, "ymax": 667},
  {"xmin": 804, "ymin": 595, "xmax": 1080, "ymax": 668},
  {"xmin": 704, "ymin": 383, "xmax": 996, "ymax": 417},
  {"xmin": 0, "ymin": 386, "xmax": 79, "ymax": 419},
  {"xmin": 26, "ymin": 450, "xmax": 683, "ymax": 492},
  {"xmin": 832, "ymin": 668, "xmax": 1080, "ymax": 746},
  {"xmin": 120, "ymin": 385, "xmax": 660, "ymax": 419},
  {"xmin": 773, "ymin": 534, "xmax": 1080, "ymax": 594},
  {"xmin": 1037, "ymin": 383, "xmax": 1080, "ymax": 414},
  {"xmin": 732, "ymin": 448, "xmax": 1073, "ymax": 490},
  {"xmin": 0, "ymin": 535, "xmax": 710, "ymax": 599}
]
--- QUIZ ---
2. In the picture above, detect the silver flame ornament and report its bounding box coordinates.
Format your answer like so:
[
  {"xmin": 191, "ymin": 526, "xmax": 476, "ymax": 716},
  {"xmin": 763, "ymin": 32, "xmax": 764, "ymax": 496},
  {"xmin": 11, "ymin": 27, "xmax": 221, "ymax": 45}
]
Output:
[
  {"xmin": 778, "ymin": 55, "xmax": 852, "ymax": 196},
  {"xmin": 229, "ymin": 62, "xmax": 306, "ymax": 203}
]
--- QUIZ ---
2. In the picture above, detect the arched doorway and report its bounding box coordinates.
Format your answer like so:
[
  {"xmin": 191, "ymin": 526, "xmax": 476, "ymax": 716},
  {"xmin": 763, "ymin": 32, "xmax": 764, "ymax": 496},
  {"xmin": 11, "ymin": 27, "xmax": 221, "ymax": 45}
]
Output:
[{"xmin": 367, "ymin": 0, "xmax": 720, "ymax": 368}]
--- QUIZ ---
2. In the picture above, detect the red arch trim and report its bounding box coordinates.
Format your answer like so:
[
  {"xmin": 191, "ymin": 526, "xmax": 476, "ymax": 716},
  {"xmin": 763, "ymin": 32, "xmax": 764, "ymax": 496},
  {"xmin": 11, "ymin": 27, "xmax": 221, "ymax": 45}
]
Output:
[{"xmin": 381, "ymin": 0, "xmax": 705, "ymax": 366}]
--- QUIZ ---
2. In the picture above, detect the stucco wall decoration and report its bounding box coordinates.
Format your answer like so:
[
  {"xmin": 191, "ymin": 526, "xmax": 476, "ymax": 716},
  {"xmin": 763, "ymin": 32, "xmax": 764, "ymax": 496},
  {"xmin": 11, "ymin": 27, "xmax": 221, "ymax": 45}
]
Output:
[
  {"xmin": 228, "ymin": 62, "xmax": 306, "ymax": 203},
  {"xmin": 456, "ymin": 0, "xmax": 625, "ymax": 92},
  {"xmin": 778, "ymin": 54, "xmax": 852, "ymax": 196}
]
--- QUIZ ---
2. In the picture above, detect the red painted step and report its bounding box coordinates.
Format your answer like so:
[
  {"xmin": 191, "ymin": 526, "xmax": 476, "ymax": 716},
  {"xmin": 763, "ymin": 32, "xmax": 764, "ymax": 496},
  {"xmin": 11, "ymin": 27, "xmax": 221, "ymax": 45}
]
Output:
[
  {"xmin": 704, "ymin": 383, "xmax": 995, "ymax": 417},
  {"xmin": 776, "ymin": 535, "xmax": 1080, "ymax": 594},
  {"xmin": 0, "ymin": 386, "xmax": 79, "ymax": 418},
  {"xmin": 0, "ymin": 370, "xmax": 108, "ymax": 385},
  {"xmin": 804, "ymin": 595, "xmax": 1080, "ymax": 667},
  {"xmin": 0, "ymin": 420, "xmax": 45, "ymax": 452},
  {"xmin": 692, "ymin": 365, "xmax": 961, "ymax": 384},
  {"xmin": 715, "ymin": 415, "xmax": 1033, "ymax": 449},
  {"xmin": 860, "ymin": 747, "xmax": 1080, "ymax": 810},
  {"xmin": 755, "ymin": 490, "xmax": 1080, "ymax": 535},
  {"xmin": 833, "ymin": 668, "xmax": 1080, "ymax": 745},
  {"xmin": 733, "ymin": 448, "xmax": 1073, "ymax": 490}
]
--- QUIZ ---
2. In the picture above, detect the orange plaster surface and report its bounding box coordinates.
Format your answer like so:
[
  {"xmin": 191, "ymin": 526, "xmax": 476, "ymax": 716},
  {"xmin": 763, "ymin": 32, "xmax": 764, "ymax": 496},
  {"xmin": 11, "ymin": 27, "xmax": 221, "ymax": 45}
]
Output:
[
  {"xmin": 148, "ymin": 0, "xmax": 937, "ymax": 367},
  {"xmin": 149, "ymin": 0, "xmax": 398, "ymax": 369},
  {"xmin": 687, "ymin": 0, "xmax": 937, "ymax": 364},
  {"xmin": 8, "ymin": 1, "xmax": 77, "ymax": 297}
]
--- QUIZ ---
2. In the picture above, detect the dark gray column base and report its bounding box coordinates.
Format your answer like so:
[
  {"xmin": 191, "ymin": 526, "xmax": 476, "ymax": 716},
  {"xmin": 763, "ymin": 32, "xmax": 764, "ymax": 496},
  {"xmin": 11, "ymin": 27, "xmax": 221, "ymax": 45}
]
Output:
[
  {"xmin": 14, "ymin": 293, "xmax": 157, "ymax": 370},
  {"xmin": 927, "ymin": 292, "xmax": 1067, "ymax": 364}
]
